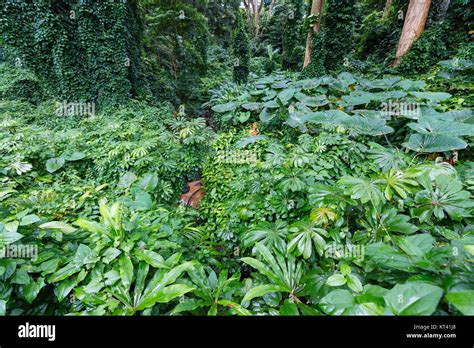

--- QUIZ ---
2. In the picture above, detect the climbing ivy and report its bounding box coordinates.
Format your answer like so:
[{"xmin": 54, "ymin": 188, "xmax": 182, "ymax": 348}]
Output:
[
  {"xmin": 232, "ymin": 13, "xmax": 250, "ymax": 84},
  {"xmin": 0, "ymin": 0, "xmax": 146, "ymax": 106},
  {"xmin": 314, "ymin": 0, "xmax": 357, "ymax": 74},
  {"xmin": 263, "ymin": 0, "xmax": 306, "ymax": 71}
]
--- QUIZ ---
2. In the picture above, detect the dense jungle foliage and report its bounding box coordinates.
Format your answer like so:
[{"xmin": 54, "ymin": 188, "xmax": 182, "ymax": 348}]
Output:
[{"xmin": 0, "ymin": 0, "xmax": 473, "ymax": 317}]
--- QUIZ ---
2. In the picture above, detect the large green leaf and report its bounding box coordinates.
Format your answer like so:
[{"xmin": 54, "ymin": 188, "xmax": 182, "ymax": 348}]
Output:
[
  {"xmin": 319, "ymin": 289, "xmax": 355, "ymax": 315},
  {"xmin": 445, "ymin": 291, "xmax": 474, "ymax": 315},
  {"xmin": 0, "ymin": 223, "xmax": 23, "ymax": 244},
  {"xmin": 365, "ymin": 243, "xmax": 416, "ymax": 272},
  {"xmin": 56, "ymin": 278, "xmax": 77, "ymax": 302},
  {"xmin": 408, "ymin": 117, "xmax": 474, "ymax": 137},
  {"xmin": 413, "ymin": 174, "xmax": 473, "ymax": 221},
  {"xmin": 410, "ymin": 91, "xmax": 451, "ymax": 102},
  {"xmin": 19, "ymin": 214, "xmax": 41, "ymax": 226},
  {"xmin": 242, "ymin": 284, "xmax": 287, "ymax": 303},
  {"xmin": 384, "ymin": 282, "xmax": 443, "ymax": 315},
  {"xmin": 347, "ymin": 274, "xmax": 363, "ymax": 293},
  {"xmin": 396, "ymin": 234, "xmax": 434, "ymax": 257},
  {"xmin": 75, "ymin": 219, "xmax": 111, "ymax": 237},
  {"xmin": 305, "ymin": 110, "xmax": 393, "ymax": 136},
  {"xmin": 137, "ymin": 173, "xmax": 159, "ymax": 191},
  {"xmin": 396, "ymin": 79, "xmax": 426, "ymax": 91},
  {"xmin": 39, "ymin": 221, "xmax": 76, "ymax": 234},
  {"xmin": 326, "ymin": 274, "xmax": 346, "ymax": 287},
  {"xmin": 287, "ymin": 220, "xmax": 328, "ymax": 259},
  {"xmin": 73, "ymin": 244, "xmax": 96, "ymax": 265},
  {"xmin": 346, "ymin": 302, "xmax": 384, "ymax": 315},
  {"xmin": 118, "ymin": 171, "xmax": 137, "ymax": 188},
  {"xmin": 235, "ymin": 135, "xmax": 267, "ymax": 148},
  {"xmin": 134, "ymin": 249, "xmax": 169, "ymax": 269},
  {"xmin": 141, "ymin": 284, "xmax": 195, "ymax": 305},
  {"xmin": 242, "ymin": 102, "xmax": 262, "ymax": 111},
  {"xmin": 46, "ymin": 157, "xmax": 65, "ymax": 173},
  {"xmin": 341, "ymin": 92, "xmax": 372, "ymax": 106},
  {"xmin": 49, "ymin": 263, "xmax": 82, "ymax": 283},
  {"xmin": 119, "ymin": 255, "xmax": 134, "ymax": 289},
  {"xmin": 136, "ymin": 261, "xmax": 196, "ymax": 310},
  {"xmin": 212, "ymin": 102, "xmax": 239, "ymax": 113},
  {"xmin": 403, "ymin": 134, "xmax": 467, "ymax": 153},
  {"xmin": 128, "ymin": 191, "xmax": 153, "ymax": 211},
  {"xmin": 65, "ymin": 151, "xmax": 86, "ymax": 161},
  {"xmin": 277, "ymin": 88, "xmax": 297, "ymax": 105},
  {"xmin": 241, "ymin": 221, "xmax": 288, "ymax": 254},
  {"xmin": 279, "ymin": 300, "xmax": 299, "ymax": 315},
  {"xmin": 339, "ymin": 176, "xmax": 385, "ymax": 207},
  {"xmin": 24, "ymin": 278, "xmax": 46, "ymax": 304},
  {"xmin": 295, "ymin": 93, "xmax": 329, "ymax": 107},
  {"xmin": 240, "ymin": 257, "xmax": 281, "ymax": 286},
  {"xmin": 360, "ymin": 77, "xmax": 401, "ymax": 90}
]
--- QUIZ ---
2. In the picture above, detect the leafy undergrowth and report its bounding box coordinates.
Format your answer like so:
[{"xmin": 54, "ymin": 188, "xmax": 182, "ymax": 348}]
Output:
[{"xmin": 1, "ymin": 60, "xmax": 473, "ymax": 316}]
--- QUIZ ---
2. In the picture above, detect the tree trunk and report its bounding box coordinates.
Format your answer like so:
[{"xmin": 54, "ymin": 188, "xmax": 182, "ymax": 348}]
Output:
[
  {"xmin": 438, "ymin": 0, "xmax": 450, "ymax": 21},
  {"xmin": 383, "ymin": 0, "xmax": 393, "ymax": 18},
  {"xmin": 392, "ymin": 0, "xmax": 432, "ymax": 67},
  {"xmin": 255, "ymin": 0, "xmax": 264, "ymax": 37},
  {"xmin": 243, "ymin": 0, "xmax": 264, "ymax": 37},
  {"xmin": 243, "ymin": 0, "xmax": 251, "ymax": 24},
  {"xmin": 303, "ymin": 0, "xmax": 324, "ymax": 68},
  {"xmin": 268, "ymin": 0, "xmax": 276, "ymax": 18}
]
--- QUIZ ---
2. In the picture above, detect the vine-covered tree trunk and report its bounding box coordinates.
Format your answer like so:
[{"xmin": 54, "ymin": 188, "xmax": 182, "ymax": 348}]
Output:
[
  {"xmin": 232, "ymin": 15, "xmax": 250, "ymax": 83},
  {"xmin": 392, "ymin": 0, "xmax": 432, "ymax": 66},
  {"xmin": 303, "ymin": 0, "xmax": 324, "ymax": 68},
  {"xmin": 0, "ymin": 0, "xmax": 145, "ymax": 105}
]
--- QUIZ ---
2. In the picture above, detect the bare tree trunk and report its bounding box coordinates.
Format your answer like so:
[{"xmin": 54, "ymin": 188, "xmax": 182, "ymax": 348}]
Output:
[
  {"xmin": 268, "ymin": 0, "xmax": 276, "ymax": 18},
  {"xmin": 392, "ymin": 0, "xmax": 432, "ymax": 66},
  {"xmin": 243, "ymin": 0, "xmax": 251, "ymax": 24},
  {"xmin": 243, "ymin": 0, "xmax": 264, "ymax": 37},
  {"xmin": 255, "ymin": 0, "xmax": 264, "ymax": 37},
  {"xmin": 438, "ymin": 0, "xmax": 450, "ymax": 21},
  {"xmin": 250, "ymin": 0, "xmax": 257, "ymax": 34},
  {"xmin": 383, "ymin": 0, "xmax": 393, "ymax": 18},
  {"xmin": 303, "ymin": 0, "xmax": 324, "ymax": 68}
]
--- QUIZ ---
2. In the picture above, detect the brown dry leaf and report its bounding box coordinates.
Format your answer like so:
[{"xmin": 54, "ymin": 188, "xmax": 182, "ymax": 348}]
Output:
[
  {"xmin": 180, "ymin": 180, "xmax": 204, "ymax": 208},
  {"xmin": 248, "ymin": 122, "xmax": 259, "ymax": 136}
]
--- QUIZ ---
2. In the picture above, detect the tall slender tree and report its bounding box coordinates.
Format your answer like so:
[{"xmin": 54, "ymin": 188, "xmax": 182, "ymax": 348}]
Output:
[
  {"xmin": 392, "ymin": 0, "xmax": 432, "ymax": 66},
  {"xmin": 243, "ymin": 0, "xmax": 265, "ymax": 36},
  {"xmin": 303, "ymin": 0, "xmax": 324, "ymax": 68}
]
